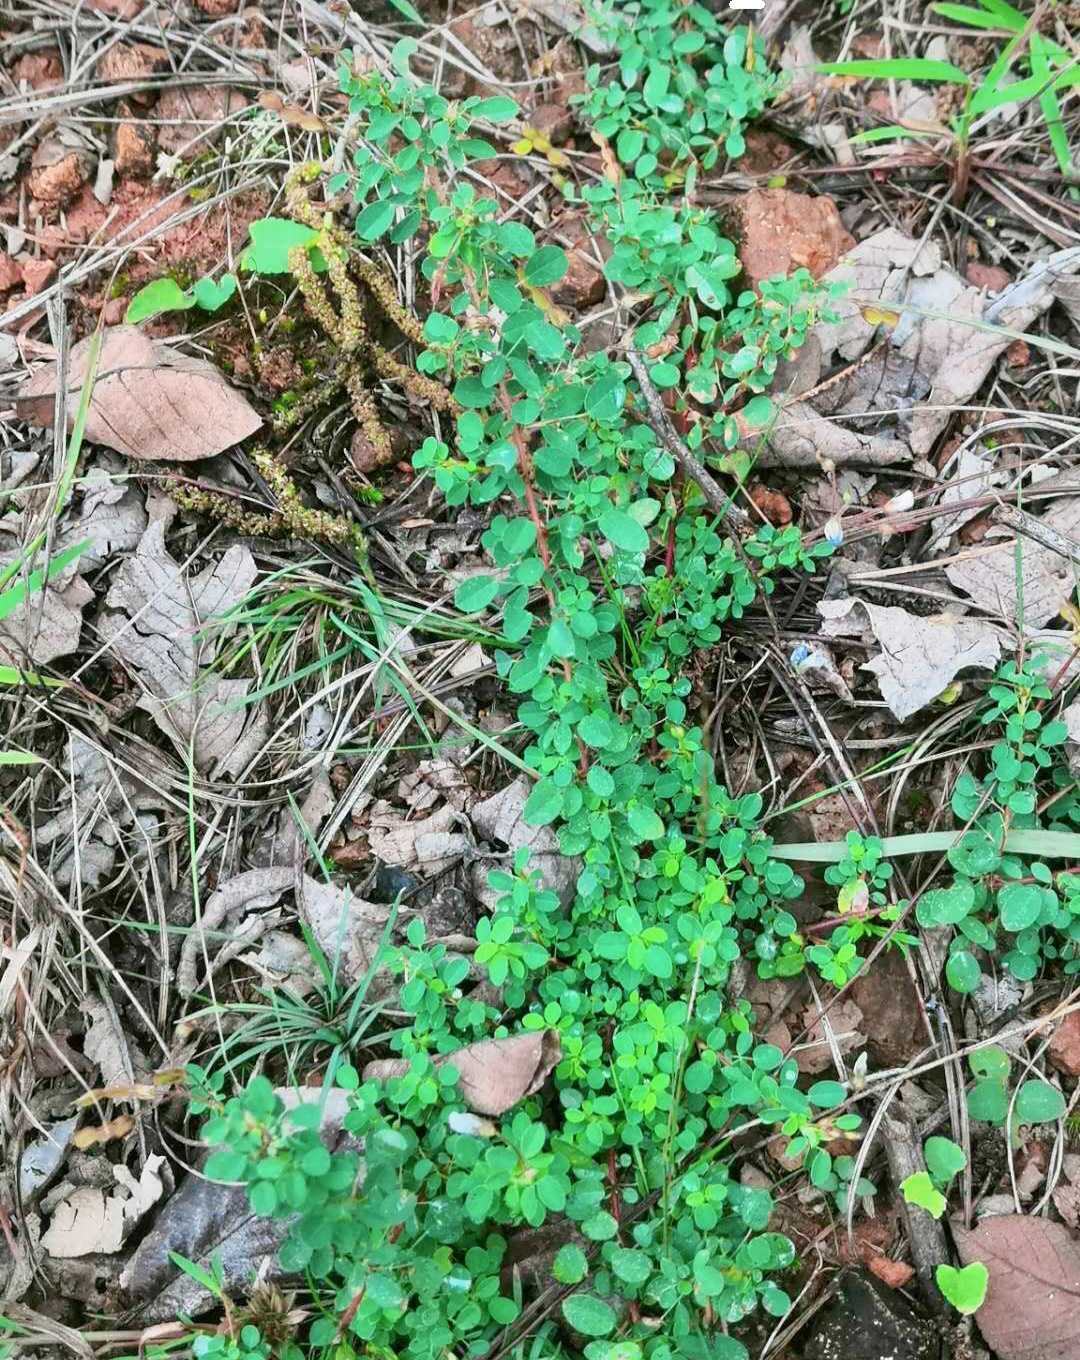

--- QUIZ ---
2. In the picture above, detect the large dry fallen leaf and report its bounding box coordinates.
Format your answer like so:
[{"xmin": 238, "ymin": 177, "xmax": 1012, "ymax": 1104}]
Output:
[
  {"xmin": 367, "ymin": 802, "xmax": 469, "ymax": 875},
  {"xmin": 952, "ymin": 1214, "xmax": 1080, "ymax": 1360},
  {"xmin": 65, "ymin": 455, "xmax": 148, "ymax": 569},
  {"xmin": 364, "ymin": 1030, "xmax": 561, "ymax": 1116},
  {"xmin": 0, "ymin": 554, "xmax": 92, "ymax": 667},
  {"xmin": 818, "ymin": 597, "xmax": 1002, "ymax": 720},
  {"xmin": 945, "ymin": 498, "xmax": 1080, "ymax": 628},
  {"xmin": 99, "ymin": 523, "xmax": 266, "ymax": 776},
  {"xmin": 17, "ymin": 326, "xmax": 261, "ymax": 462},
  {"xmin": 42, "ymin": 1156, "xmax": 165, "ymax": 1259},
  {"xmin": 35, "ymin": 734, "xmax": 169, "ymax": 889},
  {"xmin": 122, "ymin": 1088, "xmax": 351, "ymax": 1321},
  {"xmin": 84, "ymin": 996, "xmax": 140, "ymax": 1088},
  {"xmin": 470, "ymin": 778, "xmax": 580, "ymax": 909},
  {"xmin": 299, "ymin": 875, "xmax": 393, "ymax": 988},
  {"xmin": 756, "ymin": 234, "xmax": 1080, "ymax": 468},
  {"xmin": 176, "ymin": 866, "xmax": 295, "ymax": 997}
]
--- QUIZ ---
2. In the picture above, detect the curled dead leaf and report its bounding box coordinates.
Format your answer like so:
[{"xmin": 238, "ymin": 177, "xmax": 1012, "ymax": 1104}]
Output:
[
  {"xmin": 257, "ymin": 91, "xmax": 326, "ymax": 132},
  {"xmin": 364, "ymin": 1030, "xmax": 561, "ymax": 1117},
  {"xmin": 73, "ymin": 1114, "xmax": 136, "ymax": 1150}
]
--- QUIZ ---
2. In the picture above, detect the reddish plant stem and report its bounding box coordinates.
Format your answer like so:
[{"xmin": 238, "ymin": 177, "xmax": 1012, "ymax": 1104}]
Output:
[{"xmin": 497, "ymin": 384, "xmax": 588, "ymax": 775}]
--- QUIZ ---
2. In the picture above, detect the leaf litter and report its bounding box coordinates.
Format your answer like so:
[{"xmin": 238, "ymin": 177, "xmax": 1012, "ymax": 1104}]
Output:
[
  {"xmin": 17, "ymin": 326, "xmax": 261, "ymax": 462},
  {"xmin": 99, "ymin": 522, "xmax": 266, "ymax": 776},
  {"xmin": 6, "ymin": 0, "xmax": 1080, "ymax": 1352}
]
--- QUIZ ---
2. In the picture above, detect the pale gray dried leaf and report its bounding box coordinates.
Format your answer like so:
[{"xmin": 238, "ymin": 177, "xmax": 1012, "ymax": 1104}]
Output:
[
  {"xmin": 927, "ymin": 448, "xmax": 1006, "ymax": 552},
  {"xmin": 757, "ymin": 234, "xmax": 1080, "ymax": 468},
  {"xmin": 63, "ymin": 456, "xmax": 147, "ymax": 569},
  {"xmin": 122, "ymin": 1089, "xmax": 351, "ymax": 1321},
  {"xmin": 952, "ymin": 1213, "xmax": 1080, "ymax": 1360},
  {"xmin": 83, "ymin": 997, "xmax": 137, "ymax": 1088},
  {"xmin": 368, "ymin": 802, "xmax": 468, "ymax": 874},
  {"xmin": 364, "ymin": 1030, "xmax": 561, "ymax": 1116},
  {"xmin": 814, "ymin": 228, "xmax": 942, "ymax": 366},
  {"xmin": 41, "ymin": 1157, "xmax": 167, "ymax": 1257},
  {"xmin": 41, "ymin": 1186, "xmax": 125, "ymax": 1258},
  {"xmin": 177, "ymin": 865, "xmax": 295, "ymax": 997},
  {"xmin": 470, "ymin": 778, "xmax": 580, "ymax": 908},
  {"xmin": 945, "ymin": 499, "xmax": 1080, "ymax": 628},
  {"xmin": 0, "ymin": 560, "xmax": 92, "ymax": 666},
  {"xmin": 818, "ymin": 597, "xmax": 1002, "ymax": 720},
  {"xmin": 239, "ymin": 929, "xmax": 316, "ymax": 993},
  {"xmin": 298, "ymin": 875, "xmax": 392, "ymax": 987},
  {"xmin": 397, "ymin": 759, "xmax": 472, "ymax": 812},
  {"xmin": 35, "ymin": 733, "xmax": 168, "ymax": 889},
  {"xmin": 16, "ymin": 326, "xmax": 261, "ymax": 462},
  {"xmin": 100, "ymin": 523, "xmax": 266, "ymax": 776},
  {"xmin": 1, "ymin": 1215, "xmax": 41, "ymax": 1304}
]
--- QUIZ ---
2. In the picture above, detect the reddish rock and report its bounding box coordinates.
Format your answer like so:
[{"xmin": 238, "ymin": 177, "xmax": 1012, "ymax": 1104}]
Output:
[
  {"xmin": 1049, "ymin": 1011, "xmax": 1080, "ymax": 1075},
  {"xmin": 552, "ymin": 238, "xmax": 606, "ymax": 310},
  {"xmin": 114, "ymin": 113, "xmax": 156, "ymax": 179},
  {"xmin": 731, "ymin": 188, "xmax": 854, "ymax": 292},
  {"xmin": 156, "ymin": 86, "xmax": 250, "ymax": 156},
  {"xmin": 0, "ymin": 252, "xmax": 21, "ymax": 292},
  {"xmin": 850, "ymin": 946, "xmax": 925, "ymax": 1069},
  {"xmin": 749, "ymin": 483, "xmax": 793, "ymax": 526},
  {"xmin": 528, "ymin": 102, "xmax": 574, "ymax": 145},
  {"xmin": 28, "ymin": 143, "xmax": 88, "ymax": 207},
  {"xmin": 61, "ymin": 187, "xmax": 110, "ymax": 243},
  {"xmin": 96, "ymin": 42, "xmax": 168, "ymax": 102},
  {"xmin": 11, "ymin": 50, "xmax": 63, "ymax": 90},
  {"xmin": 736, "ymin": 128, "xmax": 794, "ymax": 176},
  {"xmin": 867, "ymin": 1256, "xmax": 914, "ymax": 1290},
  {"xmin": 38, "ymin": 226, "xmax": 70, "ymax": 259},
  {"xmin": 20, "ymin": 258, "xmax": 57, "ymax": 296},
  {"xmin": 966, "ymin": 261, "xmax": 1010, "ymax": 292},
  {"xmin": 1006, "ymin": 338, "xmax": 1030, "ymax": 368}
]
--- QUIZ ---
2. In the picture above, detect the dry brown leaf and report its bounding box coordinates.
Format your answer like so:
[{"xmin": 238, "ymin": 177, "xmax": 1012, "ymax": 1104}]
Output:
[
  {"xmin": 100, "ymin": 523, "xmax": 266, "ymax": 777},
  {"xmin": 470, "ymin": 778, "xmax": 580, "ymax": 909},
  {"xmin": 0, "ymin": 557, "xmax": 92, "ymax": 667},
  {"xmin": 298, "ymin": 875, "xmax": 393, "ymax": 988},
  {"xmin": 952, "ymin": 1214, "xmax": 1080, "ymax": 1360},
  {"xmin": 818, "ymin": 597, "xmax": 1002, "ymax": 720},
  {"xmin": 257, "ymin": 91, "xmax": 326, "ymax": 131},
  {"xmin": 84, "ymin": 996, "xmax": 138, "ymax": 1088},
  {"xmin": 177, "ymin": 866, "xmax": 295, "ymax": 997},
  {"xmin": 364, "ymin": 1030, "xmax": 561, "ymax": 1116},
  {"xmin": 73, "ymin": 1115, "xmax": 136, "ymax": 1150},
  {"xmin": 17, "ymin": 326, "xmax": 261, "ymax": 462},
  {"xmin": 945, "ymin": 499, "xmax": 1080, "ymax": 628},
  {"xmin": 367, "ymin": 802, "xmax": 469, "ymax": 874}
]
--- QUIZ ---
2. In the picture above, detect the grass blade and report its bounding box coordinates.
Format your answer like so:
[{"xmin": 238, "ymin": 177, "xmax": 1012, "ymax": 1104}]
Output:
[
  {"xmin": 0, "ymin": 538, "xmax": 90, "ymax": 622},
  {"xmin": 771, "ymin": 829, "xmax": 1080, "ymax": 862},
  {"xmin": 931, "ymin": 2, "xmax": 1023, "ymax": 30},
  {"xmin": 819, "ymin": 58, "xmax": 972, "ymax": 84}
]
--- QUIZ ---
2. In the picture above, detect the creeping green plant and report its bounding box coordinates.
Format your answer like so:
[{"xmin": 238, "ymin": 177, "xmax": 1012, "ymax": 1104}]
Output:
[{"xmin": 125, "ymin": 272, "xmax": 237, "ymax": 324}]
